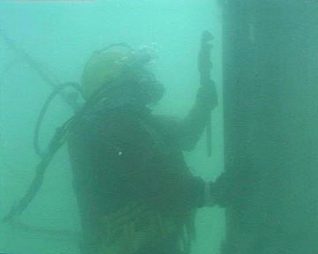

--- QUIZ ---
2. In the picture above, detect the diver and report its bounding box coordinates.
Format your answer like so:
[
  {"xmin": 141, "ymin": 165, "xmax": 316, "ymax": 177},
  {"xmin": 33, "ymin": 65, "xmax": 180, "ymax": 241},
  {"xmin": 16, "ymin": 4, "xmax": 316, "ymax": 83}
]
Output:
[{"xmin": 67, "ymin": 42, "xmax": 220, "ymax": 254}]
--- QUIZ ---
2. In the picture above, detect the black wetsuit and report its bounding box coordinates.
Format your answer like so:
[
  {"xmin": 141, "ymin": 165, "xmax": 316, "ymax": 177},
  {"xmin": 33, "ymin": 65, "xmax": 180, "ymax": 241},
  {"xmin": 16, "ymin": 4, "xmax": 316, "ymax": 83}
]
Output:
[{"xmin": 68, "ymin": 94, "xmax": 211, "ymax": 254}]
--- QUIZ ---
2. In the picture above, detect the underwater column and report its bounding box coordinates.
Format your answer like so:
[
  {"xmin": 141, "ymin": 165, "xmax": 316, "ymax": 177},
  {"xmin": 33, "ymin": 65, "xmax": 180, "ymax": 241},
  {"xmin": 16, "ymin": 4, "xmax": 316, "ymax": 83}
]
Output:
[{"xmin": 222, "ymin": 1, "xmax": 318, "ymax": 253}]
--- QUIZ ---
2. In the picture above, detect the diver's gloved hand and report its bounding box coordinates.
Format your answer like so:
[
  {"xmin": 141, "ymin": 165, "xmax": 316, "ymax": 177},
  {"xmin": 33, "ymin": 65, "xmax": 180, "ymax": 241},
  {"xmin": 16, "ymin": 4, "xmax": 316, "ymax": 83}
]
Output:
[
  {"xmin": 196, "ymin": 79, "xmax": 218, "ymax": 111},
  {"xmin": 206, "ymin": 169, "xmax": 259, "ymax": 208},
  {"xmin": 203, "ymin": 173, "xmax": 235, "ymax": 207}
]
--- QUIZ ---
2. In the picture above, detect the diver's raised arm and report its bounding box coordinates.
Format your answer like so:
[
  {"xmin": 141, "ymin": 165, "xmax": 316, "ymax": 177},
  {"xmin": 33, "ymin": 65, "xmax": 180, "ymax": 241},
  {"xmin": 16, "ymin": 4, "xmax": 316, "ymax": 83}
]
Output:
[{"xmin": 178, "ymin": 31, "xmax": 218, "ymax": 151}]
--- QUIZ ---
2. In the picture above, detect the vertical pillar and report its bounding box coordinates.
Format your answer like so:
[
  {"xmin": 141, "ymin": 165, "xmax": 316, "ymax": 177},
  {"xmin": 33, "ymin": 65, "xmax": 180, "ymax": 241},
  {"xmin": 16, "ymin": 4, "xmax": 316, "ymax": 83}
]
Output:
[{"xmin": 222, "ymin": 1, "xmax": 318, "ymax": 253}]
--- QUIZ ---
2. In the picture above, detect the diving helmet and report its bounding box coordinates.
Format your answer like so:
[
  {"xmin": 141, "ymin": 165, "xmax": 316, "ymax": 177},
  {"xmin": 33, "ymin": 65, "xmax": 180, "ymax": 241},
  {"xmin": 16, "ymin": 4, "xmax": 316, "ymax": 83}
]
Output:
[{"xmin": 81, "ymin": 44, "xmax": 161, "ymax": 102}]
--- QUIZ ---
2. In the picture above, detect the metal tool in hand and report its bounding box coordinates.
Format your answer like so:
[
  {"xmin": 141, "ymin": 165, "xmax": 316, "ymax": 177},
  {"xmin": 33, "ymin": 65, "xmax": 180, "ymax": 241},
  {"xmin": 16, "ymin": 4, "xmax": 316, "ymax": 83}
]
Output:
[{"xmin": 199, "ymin": 30, "xmax": 214, "ymax": 157}]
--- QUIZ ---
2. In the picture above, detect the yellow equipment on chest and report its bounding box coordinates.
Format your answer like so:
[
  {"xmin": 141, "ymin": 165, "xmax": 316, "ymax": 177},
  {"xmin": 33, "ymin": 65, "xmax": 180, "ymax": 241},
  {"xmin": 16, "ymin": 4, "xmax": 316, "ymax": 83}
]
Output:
[{"xmin": 99, "ymin": 201, "xmax": 194, "ymax": 254}]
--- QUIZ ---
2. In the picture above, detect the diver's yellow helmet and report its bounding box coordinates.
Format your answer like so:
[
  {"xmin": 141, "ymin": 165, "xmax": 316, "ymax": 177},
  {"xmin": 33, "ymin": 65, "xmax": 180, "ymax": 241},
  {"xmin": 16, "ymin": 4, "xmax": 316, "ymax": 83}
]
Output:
[{"xmin": 81, "ymin": 45, "xmax": 135, "ymax": 99}]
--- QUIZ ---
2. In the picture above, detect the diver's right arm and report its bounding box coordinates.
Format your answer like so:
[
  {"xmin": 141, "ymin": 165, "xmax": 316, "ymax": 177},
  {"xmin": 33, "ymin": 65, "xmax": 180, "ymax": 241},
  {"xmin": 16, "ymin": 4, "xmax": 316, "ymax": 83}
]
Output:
[{"xmin": 178, "ymin": 80, "xmax": 218, "ymax": 151}]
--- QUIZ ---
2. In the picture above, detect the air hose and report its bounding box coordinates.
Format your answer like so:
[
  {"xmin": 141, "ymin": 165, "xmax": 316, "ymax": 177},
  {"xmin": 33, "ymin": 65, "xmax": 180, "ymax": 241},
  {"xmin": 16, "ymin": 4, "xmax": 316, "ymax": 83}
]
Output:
[
  {"xmin": 3, "ymin": 82, "xmax": 113, "ymax": 223},
  {"xmin": 3, "ymin": 83, "xmax": 82, "ymax": 222},
  {"xmin": 3, "ymin": 117, "xmax": 74, "ymax": 223},
  {"xmin": 34, "ymin": 82, "xmax": 82, "ymax": 157}
]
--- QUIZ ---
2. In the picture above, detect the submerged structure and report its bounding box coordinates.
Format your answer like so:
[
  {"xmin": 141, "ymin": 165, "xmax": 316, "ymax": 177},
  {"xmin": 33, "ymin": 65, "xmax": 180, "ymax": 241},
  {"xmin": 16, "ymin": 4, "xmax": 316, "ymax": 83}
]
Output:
[{"xmin": 222, "ymin": 1, "xmax": 318, "ymax": 253}]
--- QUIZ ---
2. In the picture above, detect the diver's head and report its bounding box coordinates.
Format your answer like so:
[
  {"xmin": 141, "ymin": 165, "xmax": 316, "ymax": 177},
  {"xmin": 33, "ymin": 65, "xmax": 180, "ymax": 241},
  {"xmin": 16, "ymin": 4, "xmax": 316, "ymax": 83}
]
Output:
[{"xmin": 81, "ymin": 44, "xmax": 164, "ymax": 107}]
